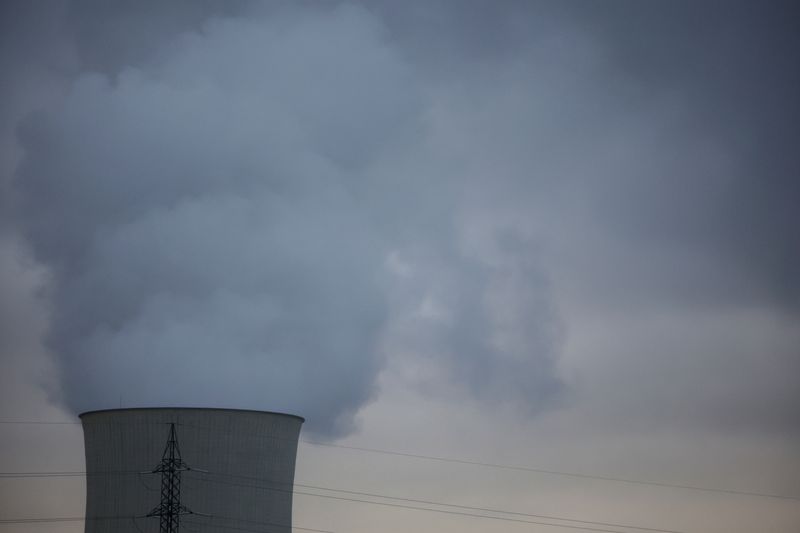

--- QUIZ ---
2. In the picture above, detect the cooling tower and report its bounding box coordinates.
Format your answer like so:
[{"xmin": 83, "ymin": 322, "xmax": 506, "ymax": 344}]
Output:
[{"xmin": 80, "ymin": 407, "xmax": 304, "ymax": 533}]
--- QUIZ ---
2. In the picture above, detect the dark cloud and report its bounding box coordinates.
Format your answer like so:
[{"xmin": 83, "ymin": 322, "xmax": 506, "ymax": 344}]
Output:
[
  {"xmin": 369, "ymin": 0, "xmax": 800, "ymax": 310},
  {"xmin": 560, "ymin": 1, "xmax": 800, "ymax": 309},
  {"xmin": 65, "ymin": 0, "xmax": 252, "ymax": 75}
]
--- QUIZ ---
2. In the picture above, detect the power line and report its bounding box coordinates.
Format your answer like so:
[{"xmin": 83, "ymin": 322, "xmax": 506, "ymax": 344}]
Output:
[
  {"xmin": 1, "ymin": 418, "xmax": 797, "ymax": 501},
  {"xmin": 192, "ymin": 471, "xmax": 686, "ymax": 533},
  {"xmin": 183, "ymin": 520, "xmax": 320, "ymax": 533},
  {"xmin": 0, "ymin": 468, "xmax": 688, "ymax": 533},
  {"xmin": 0, "ymin": 471, "xmax": 136, "ymax": 478},
  {"xmin": 0, "ymin": 475, "xmax": 687, "ymax": 533},
  {"xmin": 0, "ymin": 517, "xmax": 84, "ymax": 524},
  {"xmin": 183, "ymin": 521, "xmax": 282, "ymax": 533},
  {"xmin": 189, "ymin": 514, "xmax": 336, "ymax": 533},
  {"xmin": 184, "ymin": 472, "xmax": 682, "ymax": 533},
  {"xmin": 299, "ymin": 440, "xmax": 800, "ymax": 502},
  {"xmin": 0, "ymin": 516, "xmax": 119, "ymax": 525},
  {"xmin": 0, "ymin": 515, "xmax": 331, "ymax": 533},
  {"xmin": 290, "ymin": 482, "xmax": 684, "ymax": 533},
  {"xmin": 0, "ymin": 420, "xmax": 79, "ymax": 425}
]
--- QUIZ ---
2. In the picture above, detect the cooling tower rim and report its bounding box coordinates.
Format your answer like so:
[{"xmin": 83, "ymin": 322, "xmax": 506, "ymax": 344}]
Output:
[{"xmin": 78, "ymin": 406, "xmax": 305, "ymax": 422}]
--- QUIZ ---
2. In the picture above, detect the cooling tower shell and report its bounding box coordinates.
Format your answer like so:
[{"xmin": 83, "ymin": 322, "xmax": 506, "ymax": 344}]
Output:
[{"xmin": 80, "ymin": 407, "xmax": 304, "ymax": 533}]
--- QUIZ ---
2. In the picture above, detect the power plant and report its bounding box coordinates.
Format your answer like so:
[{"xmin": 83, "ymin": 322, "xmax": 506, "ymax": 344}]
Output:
[{"xmin": 80, "ymin": 408, "xmax": 304, "ymax": 533}]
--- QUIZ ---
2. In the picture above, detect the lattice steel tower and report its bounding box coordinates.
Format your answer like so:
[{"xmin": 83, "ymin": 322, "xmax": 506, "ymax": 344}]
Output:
[{"xmin": 147, "ymin": 423, "xmax": 193, "ymax": 532}]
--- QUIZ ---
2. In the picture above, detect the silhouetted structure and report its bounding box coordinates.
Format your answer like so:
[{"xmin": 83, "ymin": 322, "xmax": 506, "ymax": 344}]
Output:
[{"xmin": 146, "ymin": 423, "xmax": 192, "ymax": 532}]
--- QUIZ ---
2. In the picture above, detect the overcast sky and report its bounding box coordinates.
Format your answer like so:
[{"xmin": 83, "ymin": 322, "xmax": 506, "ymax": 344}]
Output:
[{"xmin": 1, "ymin": 1, "xmax": 798, "ymax": 532}]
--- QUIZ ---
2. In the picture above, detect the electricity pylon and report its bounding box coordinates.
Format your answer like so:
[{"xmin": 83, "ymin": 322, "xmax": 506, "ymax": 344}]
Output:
[{"xmin": 147, "ymin": 423, "xmax": 194, "ymax": 532}]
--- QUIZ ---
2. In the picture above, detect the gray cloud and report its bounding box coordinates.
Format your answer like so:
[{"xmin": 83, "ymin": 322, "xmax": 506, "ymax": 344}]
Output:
[
  {"xmin": 372, "ymin": 0, "xmax": 800, "ymax": 311},
  {"xmin": 558, "ymin": 1, "xmax": 800, "ymax": 310},
  {"xmin": 12, "ymin": 3, "xmax": 405, "ymax": 436},
  {"xmin": 7, "ymin": 1, "xmax": 565, "ymax": 436},
  {"xmin": 3, "ymin": 0, "xmax": 798, "ymax": 439}
]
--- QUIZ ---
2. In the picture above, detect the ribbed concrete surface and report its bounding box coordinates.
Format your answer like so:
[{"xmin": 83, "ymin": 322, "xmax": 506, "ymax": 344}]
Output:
[{"xmin": 80, "ymin": 408, "xmax": 304, "ymax": 533}]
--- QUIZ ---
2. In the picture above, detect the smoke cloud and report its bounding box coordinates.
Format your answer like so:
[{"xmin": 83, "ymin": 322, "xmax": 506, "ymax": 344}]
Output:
[{"xmin": 9, "ymin": 1, "xmax": 563, "ymax": 436}]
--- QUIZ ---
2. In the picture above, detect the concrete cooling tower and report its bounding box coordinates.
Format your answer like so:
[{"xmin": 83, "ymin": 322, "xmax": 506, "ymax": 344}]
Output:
[{"xmin": 80, "ymin": 408, "xmax": 304, "ymax": 533}]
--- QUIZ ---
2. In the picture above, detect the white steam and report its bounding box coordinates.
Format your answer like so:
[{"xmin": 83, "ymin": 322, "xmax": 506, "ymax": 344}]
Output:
[{"xmin": 13, "ymin": 4, "xmax": 563, "ymax": 435}]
